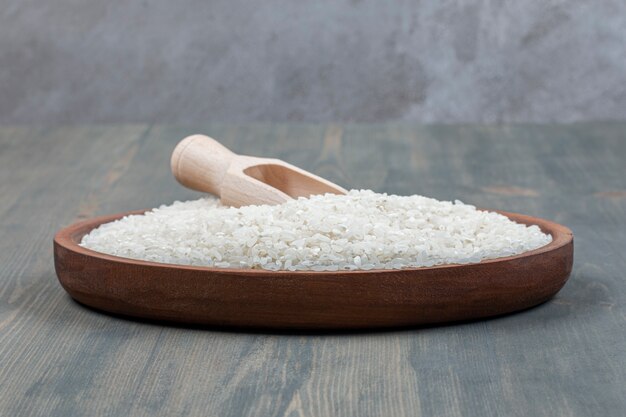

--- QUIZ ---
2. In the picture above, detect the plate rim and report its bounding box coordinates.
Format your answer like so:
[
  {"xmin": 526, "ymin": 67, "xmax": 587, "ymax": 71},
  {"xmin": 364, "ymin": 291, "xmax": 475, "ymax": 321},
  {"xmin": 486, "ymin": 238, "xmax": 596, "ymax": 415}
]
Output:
[{"xmin": 54, "ymin": 209, "xmax": 573, "ymax": 276}]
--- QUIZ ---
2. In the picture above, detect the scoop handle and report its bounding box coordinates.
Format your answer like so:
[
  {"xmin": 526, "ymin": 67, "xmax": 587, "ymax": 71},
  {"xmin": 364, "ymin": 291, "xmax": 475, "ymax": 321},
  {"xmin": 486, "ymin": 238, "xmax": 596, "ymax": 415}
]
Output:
[{"xmin": 171, "ymin": 135, "xmax": 235, "ymax": 196}]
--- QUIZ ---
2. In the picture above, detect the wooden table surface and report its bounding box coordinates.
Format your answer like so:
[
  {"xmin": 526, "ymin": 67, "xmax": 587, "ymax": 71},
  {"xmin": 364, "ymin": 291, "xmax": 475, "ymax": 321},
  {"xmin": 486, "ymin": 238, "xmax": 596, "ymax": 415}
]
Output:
[{"xmin": 1, "ymin": 123, "xmax": 624, "ymax": 417}]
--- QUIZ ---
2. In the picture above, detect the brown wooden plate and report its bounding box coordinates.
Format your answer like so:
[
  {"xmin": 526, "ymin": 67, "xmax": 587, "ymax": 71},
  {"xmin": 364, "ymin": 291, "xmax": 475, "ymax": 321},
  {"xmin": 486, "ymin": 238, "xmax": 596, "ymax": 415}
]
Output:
[{"xmin": 54, "ymin": 210, "xmax": 573, "ymax": 330}]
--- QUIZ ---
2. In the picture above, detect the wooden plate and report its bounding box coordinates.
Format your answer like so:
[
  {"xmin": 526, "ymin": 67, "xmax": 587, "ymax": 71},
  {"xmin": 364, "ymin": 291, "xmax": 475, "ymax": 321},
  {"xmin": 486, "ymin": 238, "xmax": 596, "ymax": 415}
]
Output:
[{"xmin": 54, "ymin": 210, "xmax": 573, "ymax": 330}]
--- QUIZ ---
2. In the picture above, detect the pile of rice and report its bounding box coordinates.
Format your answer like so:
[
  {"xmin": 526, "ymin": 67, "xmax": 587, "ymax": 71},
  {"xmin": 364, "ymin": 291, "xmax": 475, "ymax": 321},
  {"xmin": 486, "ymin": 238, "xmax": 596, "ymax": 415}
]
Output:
[{"xmin": 80, "ymin": 190, "xmax": 551, "ymax": 271}]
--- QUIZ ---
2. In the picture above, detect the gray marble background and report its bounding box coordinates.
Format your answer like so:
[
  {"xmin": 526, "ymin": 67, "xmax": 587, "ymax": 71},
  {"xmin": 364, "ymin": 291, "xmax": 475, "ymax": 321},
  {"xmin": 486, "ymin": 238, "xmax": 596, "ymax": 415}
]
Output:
[{"xmin": 1, "ymin": 0, "xmax": 625, "ymax": 124}]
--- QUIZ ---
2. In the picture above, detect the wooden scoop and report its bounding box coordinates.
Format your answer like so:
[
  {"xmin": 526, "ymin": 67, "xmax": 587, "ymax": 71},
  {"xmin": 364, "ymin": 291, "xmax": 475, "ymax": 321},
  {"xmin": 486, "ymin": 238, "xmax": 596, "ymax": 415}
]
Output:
[{"xmin": 171, "ymin": 134, "xmax": 347, "ymax": 207}]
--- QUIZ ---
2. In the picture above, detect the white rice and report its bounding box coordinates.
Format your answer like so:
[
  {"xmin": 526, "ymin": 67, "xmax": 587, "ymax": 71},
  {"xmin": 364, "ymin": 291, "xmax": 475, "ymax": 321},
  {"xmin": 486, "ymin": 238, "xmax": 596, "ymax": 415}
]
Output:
[{"xmin": 80, "ymin": 190, "xmax": 552, "ymax": 271}]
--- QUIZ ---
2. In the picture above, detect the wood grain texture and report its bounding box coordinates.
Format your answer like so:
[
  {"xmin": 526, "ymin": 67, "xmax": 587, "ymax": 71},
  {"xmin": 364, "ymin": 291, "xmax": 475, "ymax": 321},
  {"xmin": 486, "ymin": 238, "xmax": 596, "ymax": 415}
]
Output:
[
  {"xmin": 1, "ymin": 123, "xmax": 625, "ymax": 416},
  {"xmin": 54, "ymin": 210, "xmax": 572, "ymax": 329}
]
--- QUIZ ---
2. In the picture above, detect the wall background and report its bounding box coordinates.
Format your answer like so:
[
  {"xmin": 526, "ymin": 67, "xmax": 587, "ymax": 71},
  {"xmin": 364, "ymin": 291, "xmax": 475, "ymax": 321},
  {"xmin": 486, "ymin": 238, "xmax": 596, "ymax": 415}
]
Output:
[{"xmin": 2, "ymin": 0, "xmax": 625, "ymax": 124}]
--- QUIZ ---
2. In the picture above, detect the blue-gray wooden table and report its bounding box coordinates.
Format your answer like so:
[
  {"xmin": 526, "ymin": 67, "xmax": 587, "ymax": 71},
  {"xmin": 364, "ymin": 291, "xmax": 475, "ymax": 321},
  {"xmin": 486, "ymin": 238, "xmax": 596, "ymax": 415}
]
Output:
[{"xmin": 0, "ymin": 123, "xmax": 624, "ymax": 416}]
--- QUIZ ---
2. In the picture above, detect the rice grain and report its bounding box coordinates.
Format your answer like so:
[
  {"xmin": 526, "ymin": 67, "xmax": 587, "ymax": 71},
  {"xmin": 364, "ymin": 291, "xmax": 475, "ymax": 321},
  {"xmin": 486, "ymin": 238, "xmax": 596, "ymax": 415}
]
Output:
[{"xmin": 80, "ymin": 190, "xmax": 552, "ymax": 271}]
